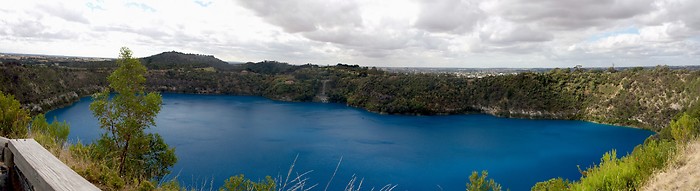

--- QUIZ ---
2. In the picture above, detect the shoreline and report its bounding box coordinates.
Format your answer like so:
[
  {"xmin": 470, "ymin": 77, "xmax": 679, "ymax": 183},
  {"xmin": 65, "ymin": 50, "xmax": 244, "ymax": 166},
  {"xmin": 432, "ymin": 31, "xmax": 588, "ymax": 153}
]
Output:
[{"xmin": 40, "ymin": 92, "xmax": 653, "ymax": 132}]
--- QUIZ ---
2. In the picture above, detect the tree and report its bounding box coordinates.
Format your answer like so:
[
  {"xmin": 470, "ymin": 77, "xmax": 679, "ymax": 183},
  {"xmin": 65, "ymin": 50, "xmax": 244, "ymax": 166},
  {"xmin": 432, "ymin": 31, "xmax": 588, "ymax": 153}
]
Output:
[
  {"xmin": 90, "ymin": 47, "xmax": 176, "ymax": 181},
  {"xmin": 466, "ymin": 171, "xmax": 503, "ymax": 191},
  {"xmin": 0, "ymin": 91, "xmax": 29, "ymax": 138}
]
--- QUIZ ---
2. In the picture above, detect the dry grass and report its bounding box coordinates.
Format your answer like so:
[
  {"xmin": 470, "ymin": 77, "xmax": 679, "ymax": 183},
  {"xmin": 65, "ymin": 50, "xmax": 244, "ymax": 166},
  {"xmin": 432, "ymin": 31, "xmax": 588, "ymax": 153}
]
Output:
[{"xmin": 642, "ymin": 139, "xmax": 700, "ymax": 191}]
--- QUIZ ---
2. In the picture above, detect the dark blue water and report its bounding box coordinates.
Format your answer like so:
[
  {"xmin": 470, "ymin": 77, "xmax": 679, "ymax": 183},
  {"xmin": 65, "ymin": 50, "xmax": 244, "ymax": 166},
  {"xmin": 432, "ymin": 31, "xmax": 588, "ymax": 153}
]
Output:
[{"xmin": 46, "ymin": 94, "xmax": 653, "ymax": 190}]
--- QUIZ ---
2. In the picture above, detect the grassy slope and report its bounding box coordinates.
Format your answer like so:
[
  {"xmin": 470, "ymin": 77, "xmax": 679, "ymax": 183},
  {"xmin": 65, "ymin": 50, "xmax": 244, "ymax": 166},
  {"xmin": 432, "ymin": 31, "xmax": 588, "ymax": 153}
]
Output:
[{"xmin": 642, "ymin": 139, "xmax": 700, "ymax": 191}]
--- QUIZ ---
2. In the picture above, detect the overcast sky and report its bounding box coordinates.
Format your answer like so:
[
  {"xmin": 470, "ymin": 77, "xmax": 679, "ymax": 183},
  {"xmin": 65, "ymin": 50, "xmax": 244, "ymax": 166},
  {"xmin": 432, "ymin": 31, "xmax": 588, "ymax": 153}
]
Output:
[{"xmin": 1, "ymin": 0, "xmax": 699, "ymax": 68}]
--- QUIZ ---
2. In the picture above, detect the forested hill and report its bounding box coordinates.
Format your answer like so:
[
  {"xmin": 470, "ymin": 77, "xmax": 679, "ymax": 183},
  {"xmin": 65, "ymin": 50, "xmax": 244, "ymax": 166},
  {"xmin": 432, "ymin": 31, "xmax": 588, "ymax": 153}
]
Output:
[
  {"xmin": 141, "ymin": 51, "xmax": 232, "ymax": 69},
  {"xmin": 2, "ymin": 53, "xmax": 700, "ymax": 131}
]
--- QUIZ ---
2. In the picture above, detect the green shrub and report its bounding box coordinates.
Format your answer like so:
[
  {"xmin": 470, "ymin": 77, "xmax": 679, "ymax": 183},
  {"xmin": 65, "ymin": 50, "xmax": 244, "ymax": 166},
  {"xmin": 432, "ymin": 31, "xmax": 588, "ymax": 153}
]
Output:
[
  {"xmin": 138, "ymin": 181, "xmax": 156, "ymax": 191},
  {"xmin": 466, "ymin": 171, "xmax": 503, "ymax": 191},
  {"xmin": 100, "ymin": 163, "xmax": 126, "ymax": 189},
  {"xmin": 0, "ymin": 91, "xmax": 29, "ymax": 138},
  {"xmin": 531, "ymin": 178, "xmax": 570, "ymax": 191},
  {"xmin": 220, "ymin": 174, "xmax": 275, "ymax": 191},
  {"xmin": 670, "ymin": 113, "xmax": 699, "ymax": 143},
  {"xmin": 569, "ymin": 139, "xmax": 675, "ymax": 191},
  {"xmin": 30, "ymin": 114, "xmax": 70, "ymax": 149},
  {"xmin": 157, "ymin": 179, "xmax": 185, "ymax": 191}
]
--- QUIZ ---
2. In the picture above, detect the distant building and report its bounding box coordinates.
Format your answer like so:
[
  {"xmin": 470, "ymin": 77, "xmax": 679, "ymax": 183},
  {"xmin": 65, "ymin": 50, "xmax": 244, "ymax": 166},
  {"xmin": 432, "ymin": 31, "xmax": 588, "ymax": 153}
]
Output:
[{"xmin": 574, "ymin": 64, "xmax": 583, "ymax": 69}]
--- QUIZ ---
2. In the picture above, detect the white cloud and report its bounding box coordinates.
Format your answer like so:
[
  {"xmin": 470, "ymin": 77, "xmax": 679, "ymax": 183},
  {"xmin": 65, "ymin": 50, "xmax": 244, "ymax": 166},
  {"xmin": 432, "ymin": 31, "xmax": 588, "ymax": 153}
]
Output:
[
  {"xmin": 0, "ymin": 0, "xmax": 698, "ymax": 68},
  {"xmin": 572, "ymin": 23, "xmax": 699, "ymax": 57},
  {"xmin": 415, "ymin": 0, "xmax": 482, "ymax": 34}
]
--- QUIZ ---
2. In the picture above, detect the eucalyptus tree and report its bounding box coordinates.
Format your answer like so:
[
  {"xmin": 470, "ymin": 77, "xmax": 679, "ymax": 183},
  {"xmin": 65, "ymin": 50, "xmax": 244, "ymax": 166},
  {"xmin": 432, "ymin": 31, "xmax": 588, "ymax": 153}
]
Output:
[{"xmin": 90, "ymin": 47, "xmax": 176, "ymax": 181}]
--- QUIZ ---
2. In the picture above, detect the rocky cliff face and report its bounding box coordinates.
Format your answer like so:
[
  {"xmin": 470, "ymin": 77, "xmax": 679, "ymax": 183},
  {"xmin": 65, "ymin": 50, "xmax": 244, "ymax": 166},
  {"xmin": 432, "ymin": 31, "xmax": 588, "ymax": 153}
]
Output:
[{"xmin": 22, "ymin": 86, "xmax": 103, "ymax": 113}]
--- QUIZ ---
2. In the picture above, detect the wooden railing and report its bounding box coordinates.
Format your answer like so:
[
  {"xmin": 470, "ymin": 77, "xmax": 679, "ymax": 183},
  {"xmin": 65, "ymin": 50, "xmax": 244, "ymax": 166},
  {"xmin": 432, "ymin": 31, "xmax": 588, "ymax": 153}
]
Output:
[{"xmin": 0, "ymin": 137, "xmax": 100, "ymax": 191}]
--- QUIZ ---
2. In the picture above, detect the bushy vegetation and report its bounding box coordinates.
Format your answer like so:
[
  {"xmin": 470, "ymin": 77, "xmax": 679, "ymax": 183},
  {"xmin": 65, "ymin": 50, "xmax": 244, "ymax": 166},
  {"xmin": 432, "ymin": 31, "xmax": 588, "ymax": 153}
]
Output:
[
  {"xmin": 569, "ymin": 139, "xmax": 675, "ymax": 190},
  {"xmin": 466, "ymin": 171, "xmax": 504, "ymax": 191},
  {"xmin": 30, "ymin": 114, "xmax": 69, "ymax": 148},
  {"xmin": 220, "ymin": 175, "xmax": 275, "ymax": 191},
  {"xmin": 670, "ymin": 113, "xmax": 699, "ymax": 143},
  {"xmin": 532, "ymin": 140, "xmax": 675, "ymax": 191},
  {"xmin": 0, "ymin": 91, "xmax": 29, "ymax": 138},
  {"xmin": 531, "ymin": 178, "xmax": 570, "ymax": 191}
]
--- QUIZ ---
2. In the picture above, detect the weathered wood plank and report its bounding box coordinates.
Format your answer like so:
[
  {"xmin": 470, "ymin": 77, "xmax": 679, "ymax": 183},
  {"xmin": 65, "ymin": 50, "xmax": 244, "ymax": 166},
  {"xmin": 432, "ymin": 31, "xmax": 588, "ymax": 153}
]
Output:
[
  {"xmin": 0, "ymin": 137, "xmax": 9, "ymax": 147},
  {"xmin": 9, "ymin": 139, "xmax": 100, "ymax": 191},
  {"xmin": 0, "ymin": 136, "xmax": 10, "ymax": 164}
]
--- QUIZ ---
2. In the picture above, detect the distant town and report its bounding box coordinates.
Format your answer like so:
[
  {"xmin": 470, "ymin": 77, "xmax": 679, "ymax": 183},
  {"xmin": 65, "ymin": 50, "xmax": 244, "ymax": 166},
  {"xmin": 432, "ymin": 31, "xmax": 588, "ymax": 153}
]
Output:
[{"xmin": 0, "ymin": 53, "xmax": 113, "ymax": 64}]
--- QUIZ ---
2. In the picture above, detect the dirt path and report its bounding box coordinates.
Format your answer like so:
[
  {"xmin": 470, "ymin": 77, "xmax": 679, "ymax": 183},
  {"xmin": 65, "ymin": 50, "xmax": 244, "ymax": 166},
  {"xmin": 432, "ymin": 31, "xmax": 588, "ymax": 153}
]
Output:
[{"xmin": 641, "ymin": 140, "xmax": 700, "ymax": 191}]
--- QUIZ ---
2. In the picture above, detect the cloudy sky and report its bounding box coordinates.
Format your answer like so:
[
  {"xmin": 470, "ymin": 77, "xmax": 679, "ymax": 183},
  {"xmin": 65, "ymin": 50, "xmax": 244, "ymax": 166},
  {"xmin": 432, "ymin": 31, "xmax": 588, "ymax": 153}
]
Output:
[{"xmin": 1, "ymin": 0, "xmax": 699, "ymax": 68}]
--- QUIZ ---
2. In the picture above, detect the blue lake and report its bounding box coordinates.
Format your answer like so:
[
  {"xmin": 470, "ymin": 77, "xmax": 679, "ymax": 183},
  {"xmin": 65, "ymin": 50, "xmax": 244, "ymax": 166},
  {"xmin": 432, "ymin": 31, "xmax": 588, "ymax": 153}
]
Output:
[{"xmin": 46, "ymin": 94, "xmax": 654, "ymax": 190}]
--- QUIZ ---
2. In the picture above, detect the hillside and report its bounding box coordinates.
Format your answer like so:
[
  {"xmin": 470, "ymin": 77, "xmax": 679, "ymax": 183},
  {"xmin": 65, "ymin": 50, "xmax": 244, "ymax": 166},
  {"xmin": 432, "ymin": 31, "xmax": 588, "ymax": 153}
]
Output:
[
  {"xmin": 3, "ymin": 54, "xmax": 700, "ymax": 131},
  {"xmin": 0, "ymin": 63, "xmax": 108, "ymax": 113},
  {"xmin": 141, "ymin": 51, "xmax": 232, "ymax": 69}
]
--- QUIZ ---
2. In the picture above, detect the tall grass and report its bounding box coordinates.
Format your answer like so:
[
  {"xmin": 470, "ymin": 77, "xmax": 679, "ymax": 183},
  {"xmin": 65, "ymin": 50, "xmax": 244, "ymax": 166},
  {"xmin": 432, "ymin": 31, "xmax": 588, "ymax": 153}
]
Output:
[{"xmin": 216, "ymin": 155, "xmax": 396, "ymax": 191}]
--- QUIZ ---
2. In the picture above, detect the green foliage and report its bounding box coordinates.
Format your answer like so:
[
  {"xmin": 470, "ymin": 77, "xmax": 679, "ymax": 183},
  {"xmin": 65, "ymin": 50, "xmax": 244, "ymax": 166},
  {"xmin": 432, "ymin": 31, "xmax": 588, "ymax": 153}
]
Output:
[
  {"xmin": 66, "ymin": 142, "xmax": 127, "ymax": 190},
  {"xmin": 670, "ymin": 113, "xmax": 699, "ymax": 143},
  {"xmin": 157, "ymin": 179, "xmax": 186, "ymax": 191},
  {"xmin": 533, "ymin": 114, "xmax": 688, "ymax": 190},
  {"xmin": 89, "ymin": 47, "xmax": 176, "ymax": 183},
  {"xmin": 220, "ymin": 174, "xmax": 275, "ymax": 191},
  {"xmin": 564, "ymin": 139, "xmax": 675, "ymax": 191},
  {"xmin": 30, "ymin": 113, "xmax": 48, "ymax": 133},
  {"xmin": 531, "ymin": 178, "xmax": 570, "ymax": 191},
  {"xmin": 138, "ymin": 181, "xmax": 156, "ymax": 191},
  {"xmin": 30, "ymin": 114, "xmax": 70, "ymax": 148},
  {"xmin": 0, "ymin": 91, "xmax": 29, "ymax": 138},
  {"xmin": 466, "ymin": 171, "xmax": 503, "ymax": 191},
  {"xmin": 157, "ymin": 179, "xmax": 184, "ymax": 191},
  {"xmin": 141, "ymin": 133, "xmax": 178, "ymax": 181}
]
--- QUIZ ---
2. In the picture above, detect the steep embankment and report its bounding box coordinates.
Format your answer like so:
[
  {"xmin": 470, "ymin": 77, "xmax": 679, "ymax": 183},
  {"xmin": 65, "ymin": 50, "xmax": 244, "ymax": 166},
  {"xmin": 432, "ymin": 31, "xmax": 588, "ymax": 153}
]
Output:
[
  {"xmin": 0, "ymin": 64, "xmax": 108, "ymax": 113},
  {"xmin": 580, "ymin": 68, "xmax": 700, "ymax": 130},
  {"xmin": 324, "ymin": 67, "xmax": 700, "ymax": 131},
  {"xmin": 642, "ymin": 139, "xmax": 700, "ymax": 190}
]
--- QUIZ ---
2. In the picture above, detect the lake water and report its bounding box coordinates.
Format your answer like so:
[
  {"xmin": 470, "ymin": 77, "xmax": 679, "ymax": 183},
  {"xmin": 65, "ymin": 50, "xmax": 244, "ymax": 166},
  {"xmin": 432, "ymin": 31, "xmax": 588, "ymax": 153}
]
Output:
[{"xmin": 46, "ymin": 94, "xmax": 654, "ymax": 190}]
